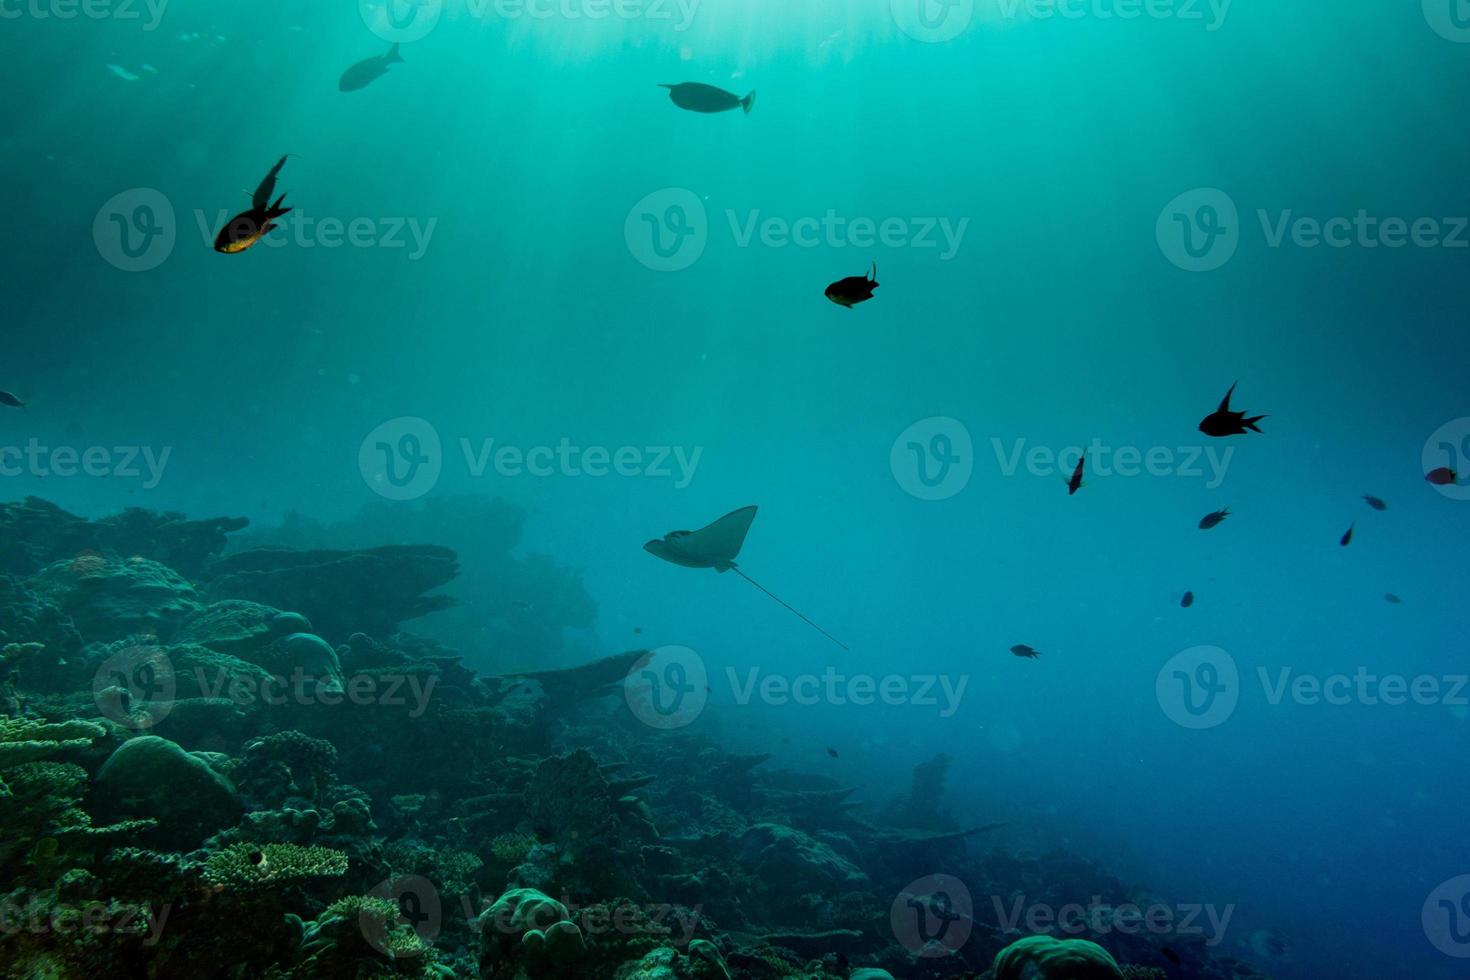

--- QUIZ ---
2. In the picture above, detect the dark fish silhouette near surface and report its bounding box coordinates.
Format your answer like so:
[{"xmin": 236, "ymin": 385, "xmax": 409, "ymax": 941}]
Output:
[
  {"xmin": 214, "ymin": 156, "xmax": 292, "ymax": 254},
  {"xmin": 1199, "ymin": 508, "xmax": 1230, "ymax": 530},
  {"xmin": 1426, "ymin": 467, "xmax": 1458, "ymax": 486},
  {"xmin": 1363, "ymin": 495, "xmax": 1387, "ymax": 511},
  {"xmin": 825, "ymin": 262, "xmax": 878, "ymax": 308},
  {"xmin": 658, "ymin": 82, "xmax": 755, "ymax": 114},
  {"xmin": 1181, "ymin": 591, "xmax": 1195, "ymax": 608},
  {"xmin": 1384, "ymin": 593, "xmax": 1402, "ymax": 604},
  {"xmin": 1199, "ymin": 382, "xmax": 1266, "ymax": 437},
  {"xmin": 339, "ymin": 43, "xmax": 403, "ymax": 92},
  {"xmin": 1067, "ymin": 453, "xmax": 1085, "ymax": 495},
  {"xmin": 0, "ymin": 391, "xmax": 24, "ymax": 408},
  {"xmin": 826, "ymin": 747, "xmax": 839, "ymax": 759},
  {"xmin": 1340, "ymin": 524, "xmax": 1354, "ymax": 547},
  {"xmin": 1010, "ymin": 644, "xmax": 1042, "ymax": 659}
]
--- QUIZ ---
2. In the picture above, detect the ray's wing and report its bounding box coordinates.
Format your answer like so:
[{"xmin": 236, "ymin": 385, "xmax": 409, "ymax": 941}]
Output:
[{"xmin": 682, "ymin": 505, "xmax": 758, "ymax": 565}]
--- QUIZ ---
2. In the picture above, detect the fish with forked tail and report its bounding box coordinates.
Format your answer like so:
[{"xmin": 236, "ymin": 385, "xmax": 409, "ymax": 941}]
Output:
[
  {"xmin": 1199, "ymin": 382, "xmax": 1266, "ymax": 437},
  {"xmin": 825, "ymin": 263, "xmax": 879, "ymax": 308},
  {"xmin": 214, "ymin": 156, "xmax": 292, "ymax": 255},
  {"xmin": 659, "ymin": 82, "xmax": 756, "ymax": 115}
]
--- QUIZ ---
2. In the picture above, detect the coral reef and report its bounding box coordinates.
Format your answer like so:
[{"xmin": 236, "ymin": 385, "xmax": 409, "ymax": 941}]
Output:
[{"xmin": 0, "ymin": 497, "xmax": 1274, "ymax": 980}]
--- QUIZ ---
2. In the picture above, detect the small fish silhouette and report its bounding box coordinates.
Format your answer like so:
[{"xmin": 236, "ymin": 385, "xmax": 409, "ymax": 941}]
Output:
[
  {"xmin": 1426, "ymin": 467, "xmax": 1458, "ymax": 486},
  {"xmin": 1340, "ymin": 524, "xmax": 1354, "ymax": 547},
  {"xmin": 825, "ymin": 262, "xmax": 879, "ymax": 309},
  {"xmin": 1199, "ymin": 508, "xmax": 1230, "ymax": 530},
  {"xmin": 1198, "ymin": 382, "xmax": 1265, "ymax": 437},
  {"xmin": 1363, "ymin": 495, "xmax": 1387, "ymax": 511},
  {"xmin": 1010, "ymin": 644, "xmax": 1042, "ymax": 659},
  {"xmin": 1067, "ymin": 453, "xmax": 1085, "ymax": 495},
  {"xmin": 1181, "ymin": 591, "xmax": 1195, "ymax": 608}
]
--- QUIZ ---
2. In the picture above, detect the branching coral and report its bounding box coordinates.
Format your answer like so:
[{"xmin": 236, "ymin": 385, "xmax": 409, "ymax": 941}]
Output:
[
  {"xmin": 0, "ymin": 716, "xmax": 105, "ymax": 768},
  {"xmin": 203, "ymin": 842, "xmax": 350, "ymax": 891}
]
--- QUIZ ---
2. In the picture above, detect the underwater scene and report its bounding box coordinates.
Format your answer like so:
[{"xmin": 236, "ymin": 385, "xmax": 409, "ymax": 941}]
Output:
[{"xmin": 3, "ymin": 1, "xmax": 1470, "ymax": 977}]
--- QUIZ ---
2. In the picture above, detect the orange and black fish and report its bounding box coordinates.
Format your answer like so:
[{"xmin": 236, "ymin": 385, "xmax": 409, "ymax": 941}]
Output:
[
  {"xmin": 1181, "ymin": 591, "xmax": 1195, "ymax": 608},
  {"xmin": 1199, "ymin": 508, "xmax": 1230, "ymax": 530},
  {"xmin": 214, "ymin": 156, "xmax": 292, "ymax": 255},
  {"xmin": 825, "ymin": 263, "xmax": 879, "ymax": 308},
  {"xmin": 1340, "ymin": 524, "xmax": 1354, "ymax": 547},
  {"xmin": 1067, "ymin": 453, "xmax": 1085, "ymax": 495},
  {"xmin": 1426, "ymin": 467, "xmax": 1458, "ymax": 486},
  {"xmin": 1363, "ymin": 495, "xmax": 1387, "ymax": 511},
  {"xmin": 1198, "ymin": 382, "xmax": 1265, "ymax": 437}
]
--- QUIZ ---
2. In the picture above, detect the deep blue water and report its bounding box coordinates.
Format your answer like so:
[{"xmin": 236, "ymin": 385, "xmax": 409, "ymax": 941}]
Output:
[{"xmin": 6, "ymin": 1, "xmax": 1470, "ymax": 977}]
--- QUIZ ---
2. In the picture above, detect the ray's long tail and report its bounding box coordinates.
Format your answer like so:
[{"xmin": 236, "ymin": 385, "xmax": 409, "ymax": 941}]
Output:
[{"xmin": 732, "ymin": 567, "xmax": 849, "ymax": 651}]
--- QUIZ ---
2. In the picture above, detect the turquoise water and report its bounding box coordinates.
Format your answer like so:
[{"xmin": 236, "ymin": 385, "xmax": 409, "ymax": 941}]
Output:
[{"xmin": 7, "ymin": 1, "xmax": 1470, "ymax": 976}]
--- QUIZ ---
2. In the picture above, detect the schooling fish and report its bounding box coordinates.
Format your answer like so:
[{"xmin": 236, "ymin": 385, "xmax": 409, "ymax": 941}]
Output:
[
  {"xmin": 1181, "ymin": 590, "xmax": 1195, "ymax": 608},
  {"xmin": 1198, "ymin": 508, "xmax": 1230, "ymax": 530},
  {"xmin": 0, "ymin": 391, "xmax": 24, "ymax": 408},
  {"xmin": 1426, "ymin": 467, "xmax": 1458, "ymax": 486},
  {"xmin": 825, "ymin": 262, "xmax": 879, "ymax": 308},
  {"xmin": 644, "ymin": 506, "xmax": 848, "ymax": 650},
  {"xmin": 1198, "ymin": 382, "xmax": 1266, "ymax": 437},
  {"xmin": 658, "ymin": 82, "xmax": 755, "ymax": 115},
  {"xmin": 214, "ymin": 156, "xmax": 292, "ymax": 254},
  {"xmin": 1340, "ymin": 524, "xmax": 1354, "ymax": 547},
  {"xmin": 1010, "ymin": 644, "xmax": 1042, "ymax": 659},
  {"xmin": 1067, "ymin": 452, "xmax": 1085, "ymax": 495},
  {"xmin": 1363, "ymin": 494, "xmax": 1387, "ymax": 511},
  {"xmin": 339, "ymin": 43, "xmax": 403, "ymax": 92}
]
